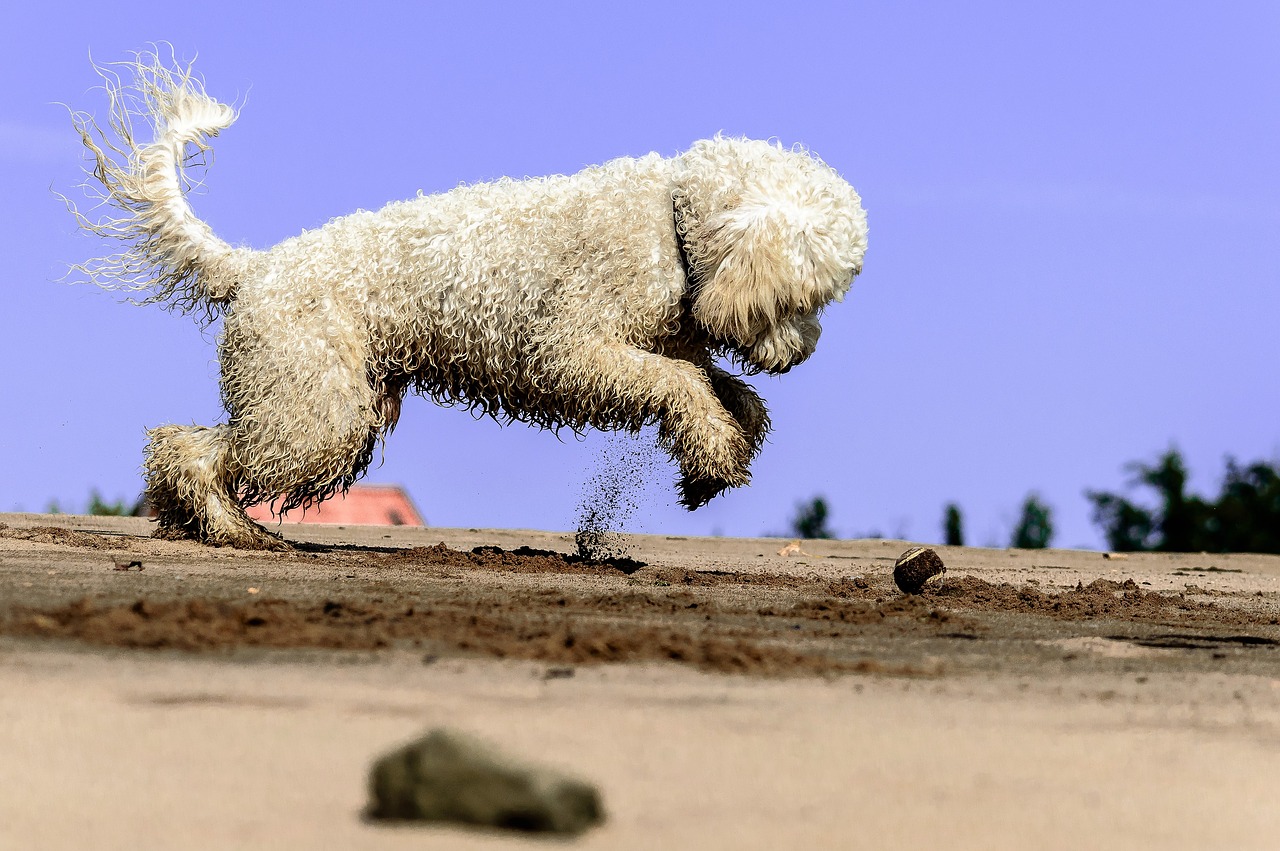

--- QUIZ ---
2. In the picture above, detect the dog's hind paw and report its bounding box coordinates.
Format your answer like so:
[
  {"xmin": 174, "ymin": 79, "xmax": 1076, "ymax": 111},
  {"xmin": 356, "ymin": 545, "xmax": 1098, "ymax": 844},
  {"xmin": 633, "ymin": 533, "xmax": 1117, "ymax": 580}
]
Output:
[
  {"xmin": 152, "ymin": 520, "xmax": 292, "ymax": 551},
  {"xmin": 214, "ymin": 525, "xmax": 292, "ymax": 551}
]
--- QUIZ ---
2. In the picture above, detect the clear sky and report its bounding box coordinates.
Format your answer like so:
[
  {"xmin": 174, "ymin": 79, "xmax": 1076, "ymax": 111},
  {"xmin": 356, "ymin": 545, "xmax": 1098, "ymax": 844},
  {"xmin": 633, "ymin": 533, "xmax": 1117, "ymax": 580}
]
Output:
[{"xmin": 3, "ymin": 1, "xmax": 1277, "ymax": 547}]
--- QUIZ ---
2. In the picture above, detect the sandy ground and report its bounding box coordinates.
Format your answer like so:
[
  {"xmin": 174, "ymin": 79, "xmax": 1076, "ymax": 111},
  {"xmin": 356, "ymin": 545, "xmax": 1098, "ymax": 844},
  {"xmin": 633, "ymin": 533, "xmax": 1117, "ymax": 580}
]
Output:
[{"xmin": 2, "ymin": 512, "xmax": 1280, "ymax": 850}]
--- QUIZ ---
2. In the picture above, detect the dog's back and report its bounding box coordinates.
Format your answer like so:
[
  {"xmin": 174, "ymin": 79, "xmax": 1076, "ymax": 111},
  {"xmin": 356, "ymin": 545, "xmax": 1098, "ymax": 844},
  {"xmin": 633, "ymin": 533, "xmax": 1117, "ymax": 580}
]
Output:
[{"xmin": 232, "ymin": 154, "xmax": 690, "ymax": 402}]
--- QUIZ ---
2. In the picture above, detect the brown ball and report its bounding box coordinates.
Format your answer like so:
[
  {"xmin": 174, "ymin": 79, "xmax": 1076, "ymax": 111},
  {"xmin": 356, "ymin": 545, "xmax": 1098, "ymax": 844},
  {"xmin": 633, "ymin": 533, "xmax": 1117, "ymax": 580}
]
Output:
[{"xmin": 893, "ymin": 546, "xmax": 946, "ymax": 594}]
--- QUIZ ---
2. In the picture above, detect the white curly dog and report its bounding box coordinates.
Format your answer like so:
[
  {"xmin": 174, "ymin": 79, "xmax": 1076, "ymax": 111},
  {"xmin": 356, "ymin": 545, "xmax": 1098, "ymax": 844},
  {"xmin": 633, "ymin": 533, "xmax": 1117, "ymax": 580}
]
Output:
[{"xmin": 73, "ymin": 54, "xmax": 868, "ymax": 549}]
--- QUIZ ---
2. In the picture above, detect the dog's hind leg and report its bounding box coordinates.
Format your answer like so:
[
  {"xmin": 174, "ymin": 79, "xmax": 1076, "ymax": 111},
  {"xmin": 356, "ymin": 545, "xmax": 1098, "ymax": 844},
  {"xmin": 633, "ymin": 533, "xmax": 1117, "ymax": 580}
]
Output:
[
  {"xmin": 544, "ymin": 339, "xmax": 753, "ymax": 509},
  {"xmin": 144, "ymin": 424, "xmax": 288, "ymax": 550},
  {"xmin": 209, "ymin": 294, "xmax": 388, "ymax": 537}
]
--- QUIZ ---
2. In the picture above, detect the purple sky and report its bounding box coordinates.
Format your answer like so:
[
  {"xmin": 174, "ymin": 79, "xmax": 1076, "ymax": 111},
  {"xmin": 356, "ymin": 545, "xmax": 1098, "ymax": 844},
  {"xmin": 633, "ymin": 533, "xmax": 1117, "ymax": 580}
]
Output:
[{"xmin": 3, "ymin": 2, "xmax": 1278, "ymax": 547}]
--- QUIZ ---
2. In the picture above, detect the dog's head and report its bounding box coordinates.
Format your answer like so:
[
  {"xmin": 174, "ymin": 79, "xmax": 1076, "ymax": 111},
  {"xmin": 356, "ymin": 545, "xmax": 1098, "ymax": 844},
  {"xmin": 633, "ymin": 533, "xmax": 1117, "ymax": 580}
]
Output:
[{"xmin": 673, "ymin": 137, "xmax": 867, "ymax": 374}]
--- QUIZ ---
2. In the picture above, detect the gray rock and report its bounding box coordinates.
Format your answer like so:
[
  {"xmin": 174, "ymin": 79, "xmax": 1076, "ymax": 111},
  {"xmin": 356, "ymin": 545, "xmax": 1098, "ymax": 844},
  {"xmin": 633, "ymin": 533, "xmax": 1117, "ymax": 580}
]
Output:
[{"xmin": 366, "ymin": 728, "xmax": 605, "ymax": 835}]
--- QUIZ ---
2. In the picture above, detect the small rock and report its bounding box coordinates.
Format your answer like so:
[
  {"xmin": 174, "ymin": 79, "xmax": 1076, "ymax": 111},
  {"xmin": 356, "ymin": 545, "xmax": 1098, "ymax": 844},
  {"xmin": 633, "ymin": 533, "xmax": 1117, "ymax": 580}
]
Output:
[
  {"xmin": 777, "ymin": 540, "xmax": 814, "ymax": 557},
  {"xmin": 893, "ymin": 546, "xmax": 946, "ymax": 594},
  {"xmin": 543, "ymin": 666, "xmax": 575, "ymax": 680},
  {"xmin": 366, "ymin": 728, "xmax": 604, "ymax": 835},
  {"xmin": 28, "ymin": 614, "xmax": 59, "ymax": 632}
]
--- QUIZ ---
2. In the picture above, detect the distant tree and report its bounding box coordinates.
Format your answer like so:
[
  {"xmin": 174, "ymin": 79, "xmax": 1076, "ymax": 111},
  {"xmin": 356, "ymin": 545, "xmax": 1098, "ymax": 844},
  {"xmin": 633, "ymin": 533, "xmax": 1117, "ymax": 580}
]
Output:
[
  {"xmin": 45, "ymin": 491, "xmax": 141, "ymax": 517},
  {"xmin": 943, "ymin": 503, "xmax": 964, "ymax": 546},
  {"xmin": 88, "ymin": 490, "xmax": 140, "ymax": 516},
  {"xmin": 790, "ymin": 496, "xmax": 834, "ymax": 539},
  {"xmin": 1209, "ymin": 460, "xmax": 1280, "ymax": 553},
  {"xmin": 1010, "ymin": 493, "xmax": 1054, "ymax": 549},
  {"xmin": 1088, "ymin": 450, "xmax": 1280, "ymax": 554},
  {"xmin": 1087, "ymin": 490, "xmax": 1154, "ymax": 552}
]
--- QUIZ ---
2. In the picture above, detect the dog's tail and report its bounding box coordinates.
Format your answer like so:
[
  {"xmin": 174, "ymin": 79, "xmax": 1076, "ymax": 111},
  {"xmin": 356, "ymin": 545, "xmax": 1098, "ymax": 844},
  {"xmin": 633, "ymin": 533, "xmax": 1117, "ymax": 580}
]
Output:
[{"xmin": 68, "ymin": 52, "xmax": 252, "ymax": 315}]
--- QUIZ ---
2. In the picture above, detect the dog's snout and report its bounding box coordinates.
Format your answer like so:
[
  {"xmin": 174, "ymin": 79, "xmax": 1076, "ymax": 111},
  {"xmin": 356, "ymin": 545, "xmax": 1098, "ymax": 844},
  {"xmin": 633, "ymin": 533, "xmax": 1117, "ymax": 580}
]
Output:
[{"xmin": 773, "ymin": 350, "xmax": 813, "ymax": 375}]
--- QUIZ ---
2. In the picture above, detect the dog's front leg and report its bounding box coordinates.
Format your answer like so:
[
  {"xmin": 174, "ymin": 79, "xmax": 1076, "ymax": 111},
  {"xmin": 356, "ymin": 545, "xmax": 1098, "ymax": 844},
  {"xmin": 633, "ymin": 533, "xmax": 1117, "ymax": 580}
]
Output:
[
  {"xmin": 704, "ymin": 362, "xmax": 771, "ymax": 460},
  {"xmin": 546, "ymin": 340, "xmax": 752, "ymax": 508}
]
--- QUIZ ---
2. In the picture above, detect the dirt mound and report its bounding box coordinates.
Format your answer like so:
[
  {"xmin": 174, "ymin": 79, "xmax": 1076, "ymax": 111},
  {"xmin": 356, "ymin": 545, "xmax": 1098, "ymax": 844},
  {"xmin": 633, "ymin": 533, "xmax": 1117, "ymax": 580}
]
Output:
[
  {"xmin": 4, "ymin": 524, "xmax": 1278, "ymax": 679},
  {"xmin": 925, "ymin": 576, "xmax": 1277, "ymax": 625},
  {"xmin": 8, "ymin": 592, "xmax": 913, "ymax": 676},
  {"xmin": 386, "ymin": 543, "xmax": 645, "ymax": 575},
  {"xmin": 766, "ymin": 594, "xmax": 951, "ymax": 625},
  {"xmin": 0, "ymin": 526, "xmax": 128, "ymax": 550}
]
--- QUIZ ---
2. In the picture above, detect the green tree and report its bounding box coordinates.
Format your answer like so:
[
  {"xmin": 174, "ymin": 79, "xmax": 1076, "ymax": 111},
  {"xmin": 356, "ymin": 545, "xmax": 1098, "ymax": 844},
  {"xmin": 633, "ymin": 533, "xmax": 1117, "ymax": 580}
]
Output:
[
  {"xmin": 1209, "ymin": 460, "xmax": 1280, "ymax": 553},
  {"xmin": 943, "ymin": 502, "xmax": 964, "ymax": 546},
  {"xmin": 1089, "ymin": 450, "xmax": 1280, "ymax": 554},
  {"xmin": 88, "ymin": 490, "xmax": 140, "ymax": 516},
  {"xmin": 790, "ymin": 496, "xmax": 834, "ymax": 539},
  {"xmin": 47, "ymin": 491, "xmax": 141, "ymax": 516},
  {"xmin": 1010, "ymin": 493, "xmax": 1054, "ymax": 549},
  {"xmin": 1087, "ymin": 490, "xmax": 1154, "ymax": 552}
]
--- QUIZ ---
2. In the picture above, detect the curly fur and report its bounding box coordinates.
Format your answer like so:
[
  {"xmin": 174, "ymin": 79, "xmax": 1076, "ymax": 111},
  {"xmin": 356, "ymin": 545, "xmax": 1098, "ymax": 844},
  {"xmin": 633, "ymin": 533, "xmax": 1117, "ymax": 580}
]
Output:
[{"xmin": 73, "ymin": 53, "xmax": 868, "ymax": 549}]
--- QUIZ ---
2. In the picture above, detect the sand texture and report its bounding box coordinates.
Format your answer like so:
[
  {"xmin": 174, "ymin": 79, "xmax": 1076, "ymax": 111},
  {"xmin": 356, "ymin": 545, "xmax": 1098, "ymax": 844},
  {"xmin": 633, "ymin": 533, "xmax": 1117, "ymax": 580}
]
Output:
[{"xmin": 2, "ymin": 512, "xmax": 1279, "ymax": 849}]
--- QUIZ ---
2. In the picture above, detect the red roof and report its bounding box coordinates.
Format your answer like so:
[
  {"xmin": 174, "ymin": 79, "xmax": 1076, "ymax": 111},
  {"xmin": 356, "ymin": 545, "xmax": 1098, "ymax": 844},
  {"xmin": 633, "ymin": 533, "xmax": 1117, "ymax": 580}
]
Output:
[{"xmin": 244, "ymin": 484, "xmax": 425, "ymax": 527}]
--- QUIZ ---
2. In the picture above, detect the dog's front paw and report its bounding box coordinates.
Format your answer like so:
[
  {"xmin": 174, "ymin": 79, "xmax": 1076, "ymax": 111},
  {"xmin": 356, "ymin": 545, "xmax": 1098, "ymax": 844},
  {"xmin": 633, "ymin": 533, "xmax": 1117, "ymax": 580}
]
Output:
[
  {"xmin": 706, "ymin": 369, "xmax": 772, "ymax": 457},
  {"xmin": 731, "ymin": 395, "xmax": 771, "ymax": 457},
  {"xmin": 677, "ymin": 472, "xmax": 745, "ymax": 510}
]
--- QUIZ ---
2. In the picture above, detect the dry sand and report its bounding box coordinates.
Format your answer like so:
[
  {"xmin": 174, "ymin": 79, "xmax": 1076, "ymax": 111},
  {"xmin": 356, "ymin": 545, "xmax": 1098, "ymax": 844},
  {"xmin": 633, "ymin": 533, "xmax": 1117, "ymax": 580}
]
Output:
[{"xmin": 2, "ymin": 512, "xmax": 1279, "ymax": 849}]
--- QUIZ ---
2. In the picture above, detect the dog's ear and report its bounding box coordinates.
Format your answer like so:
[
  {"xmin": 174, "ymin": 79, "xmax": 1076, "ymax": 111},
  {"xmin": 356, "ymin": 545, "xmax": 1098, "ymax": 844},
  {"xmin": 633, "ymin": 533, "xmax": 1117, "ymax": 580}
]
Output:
[
  {"xmin": 674, "ymin": 138, "xmax": 866, "ymax": 344},
  {"xmin": 687, "ymin": 192, "xmax": 820, "ymax": 341}
]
